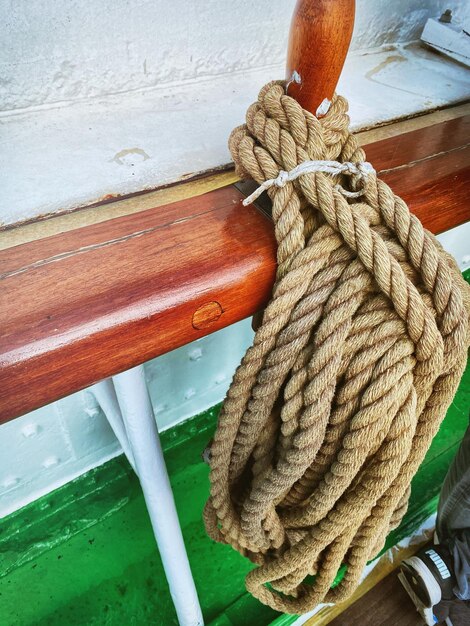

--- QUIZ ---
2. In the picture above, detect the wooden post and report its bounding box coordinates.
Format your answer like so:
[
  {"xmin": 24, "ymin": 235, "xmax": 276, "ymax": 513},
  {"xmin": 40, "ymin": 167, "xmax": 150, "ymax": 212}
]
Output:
[{"xmin": 286, "ymin": 0, "xmax": 355, "ymax": 114}]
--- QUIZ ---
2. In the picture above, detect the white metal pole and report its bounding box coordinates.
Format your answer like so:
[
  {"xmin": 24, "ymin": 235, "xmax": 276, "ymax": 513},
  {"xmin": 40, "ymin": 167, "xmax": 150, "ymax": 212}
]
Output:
[
  {"xmin": 112, "ymin": 365, "xmax": 204, "ymax": 626},
  {"xmin": 91, "ymin": 379, "xmax": 137, "ymax": 472}
]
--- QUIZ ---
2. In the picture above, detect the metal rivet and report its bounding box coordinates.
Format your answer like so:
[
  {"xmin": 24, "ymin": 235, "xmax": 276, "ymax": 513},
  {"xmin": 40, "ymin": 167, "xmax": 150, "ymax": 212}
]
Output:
[
  {"xmin": 42, "ymin": 456, "xmax": 60, "ymax": 468},
  {"xmin": 3, "ymin": 476, "xmax": 20, "ymax": 488},
  {"xmin": 184, "ymin": 388, "xmax": 196, "ymax": 400},
  {"xmin": 21, "ymin": 423, "xmax": 40, "ymax": 438},
  {"xmin": 189, "ymin": 348, "xmax": 203, "ymax": 361}
]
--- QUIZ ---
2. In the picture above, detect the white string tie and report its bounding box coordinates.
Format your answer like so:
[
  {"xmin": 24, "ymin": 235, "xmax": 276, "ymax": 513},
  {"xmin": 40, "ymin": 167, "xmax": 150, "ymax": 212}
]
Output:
[{"xmin": 242, "ymin": 160, "xmax": 376, "ymax": 206}]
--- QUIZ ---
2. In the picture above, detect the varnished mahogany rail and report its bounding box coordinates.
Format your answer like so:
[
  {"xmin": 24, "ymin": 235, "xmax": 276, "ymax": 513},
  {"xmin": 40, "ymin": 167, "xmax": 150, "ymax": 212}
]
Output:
[{"xmin": 1, "ymin": 115, "xmax": 469, "ymax": 424}]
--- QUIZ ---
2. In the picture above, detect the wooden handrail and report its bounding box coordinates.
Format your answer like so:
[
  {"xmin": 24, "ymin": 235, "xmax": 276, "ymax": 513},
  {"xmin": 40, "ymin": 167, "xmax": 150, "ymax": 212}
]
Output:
[{"xmin": 1, "ymin": 115, "xmax": 469, "ymax": 424}]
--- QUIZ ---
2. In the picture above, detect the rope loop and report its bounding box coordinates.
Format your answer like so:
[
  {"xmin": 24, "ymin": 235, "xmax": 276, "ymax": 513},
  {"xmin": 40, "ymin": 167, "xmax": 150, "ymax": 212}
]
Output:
[{"xmin": 205, "ymin": 81, "xmax": 470, "ymax": 614}]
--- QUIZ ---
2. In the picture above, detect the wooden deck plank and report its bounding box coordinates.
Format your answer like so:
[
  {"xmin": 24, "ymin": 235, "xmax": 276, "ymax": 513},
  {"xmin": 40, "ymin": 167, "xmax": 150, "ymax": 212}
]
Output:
[
  {"xmin": 328, "ymin": 569, "xmax": 424, "ymax": 626},
  {"xmin": 1, "ymin": 115, "xmax": 469, "ymax": 423}
]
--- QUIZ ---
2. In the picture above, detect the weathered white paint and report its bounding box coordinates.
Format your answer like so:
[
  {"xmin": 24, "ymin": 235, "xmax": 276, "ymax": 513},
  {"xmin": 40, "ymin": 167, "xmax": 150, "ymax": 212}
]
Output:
[
  {"xmin": 421, "ymin": 16, "xmax": 470, "ymax": 67},
  {"xmin": 0, "ymin": 388, "xmax": 121, "ymax": 516},
  {"xmin": 1, "ymin": 1, "xmax": 470, "ymax": 225},
  {"xmin": 3, "ymin": 1, "xmax": 468, "ymax": 112}
]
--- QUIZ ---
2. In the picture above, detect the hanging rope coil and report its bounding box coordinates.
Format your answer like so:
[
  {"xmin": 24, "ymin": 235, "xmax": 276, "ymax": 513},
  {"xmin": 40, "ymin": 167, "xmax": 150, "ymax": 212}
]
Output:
[{"xmin": 204, "ymin": 81, "xmax": 470, "ymax": 614}]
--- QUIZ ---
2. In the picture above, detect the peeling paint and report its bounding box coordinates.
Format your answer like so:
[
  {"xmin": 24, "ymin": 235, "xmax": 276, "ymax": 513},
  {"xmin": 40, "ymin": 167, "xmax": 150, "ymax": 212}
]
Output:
[
  {"xmin": 111, "ymin": 147, "xmax": 150, "ymax": 166},
  {"xmin": 365, "ymin": 53, "xmax": 407, "ymax": 80}
]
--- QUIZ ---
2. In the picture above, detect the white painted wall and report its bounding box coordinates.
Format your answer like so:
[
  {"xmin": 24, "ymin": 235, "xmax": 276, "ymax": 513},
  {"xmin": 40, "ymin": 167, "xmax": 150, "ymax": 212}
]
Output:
[
  {"xmin": 3, "ymin": 0, "xmax": 469, "ymax": 112},
  {"xmin": 1, "ymin": 1, "xmax": 470, "ymax": 225}
]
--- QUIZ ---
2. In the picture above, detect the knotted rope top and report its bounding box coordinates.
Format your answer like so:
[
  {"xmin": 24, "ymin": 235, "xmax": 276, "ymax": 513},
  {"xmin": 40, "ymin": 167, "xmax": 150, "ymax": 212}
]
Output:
[{"xmin": 204, "ymin": 81, "xmax": 470, "ymax": 614}]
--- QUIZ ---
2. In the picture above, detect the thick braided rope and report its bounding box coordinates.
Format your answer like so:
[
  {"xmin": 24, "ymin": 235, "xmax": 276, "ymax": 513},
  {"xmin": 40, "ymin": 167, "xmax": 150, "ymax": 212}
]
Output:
[{"xmin": 204, "ymin": 81, "xmax": 470, "ymax": 613}]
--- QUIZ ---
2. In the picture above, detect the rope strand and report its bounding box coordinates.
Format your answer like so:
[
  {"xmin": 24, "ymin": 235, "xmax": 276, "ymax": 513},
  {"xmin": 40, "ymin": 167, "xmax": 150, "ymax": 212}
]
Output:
[{"xmin": 204, "ymin": 81, "xmax": 470, "ymax": 614}]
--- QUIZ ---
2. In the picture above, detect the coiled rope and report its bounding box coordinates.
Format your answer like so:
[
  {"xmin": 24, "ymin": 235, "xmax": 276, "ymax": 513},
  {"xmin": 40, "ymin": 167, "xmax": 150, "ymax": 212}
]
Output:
[{"xmin": 204, "ymin": 81, "xmax": 470, "ymax": 613}]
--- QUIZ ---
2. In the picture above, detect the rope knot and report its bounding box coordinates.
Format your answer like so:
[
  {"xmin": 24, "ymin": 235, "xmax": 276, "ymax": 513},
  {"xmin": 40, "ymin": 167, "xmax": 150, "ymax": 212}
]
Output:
[
  {"xmin": 274, "ymin": 169, "xmax": 290, "ymax": 188},
  {"xmin": 242, "ymin": 160, "xmax": 375, "ymax": 206}
]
